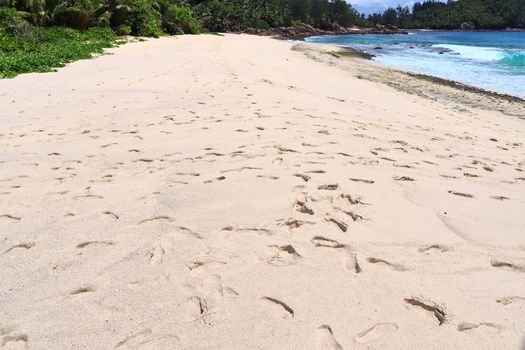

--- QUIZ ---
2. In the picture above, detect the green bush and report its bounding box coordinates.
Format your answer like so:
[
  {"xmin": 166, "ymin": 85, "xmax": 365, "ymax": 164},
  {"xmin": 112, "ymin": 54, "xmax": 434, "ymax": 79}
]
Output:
[
  {"xmin": 255, "ymin": 19, "xmax": 269, "ymax": 29},
  {"xmin": 161, "ymin": 3, "xmax": 200, "ymax": 34},
  {"xmin": 52, "ymin": 6, "xmax": 94, "ymax": 29},
  {"xmin": 124, "ymin": 0, "xmax": 161, "ymax": 36},
  {"xmin": 0, "ymin": 26, "xmax": 116, "ymax": 78},
  {"xmin": 193, "ymin": 0, "xmax": 290, "ymax": 32},
  {"xmin": 194, "ymin": 0, "xmax": 239, "ymax": 32},
  {"xmin": 114, "ymin": 23, "xmax": 131, "ymax": 34},
  {"xmin": 0, "ymin": 7, "xmax": 27, "ymax": 27}
]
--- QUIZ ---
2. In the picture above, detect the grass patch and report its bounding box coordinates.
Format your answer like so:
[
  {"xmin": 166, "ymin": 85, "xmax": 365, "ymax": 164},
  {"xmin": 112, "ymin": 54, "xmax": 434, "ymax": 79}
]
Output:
[{"xmin": 0, "ymin": 26, "xmax": 117, "ymax": 78}]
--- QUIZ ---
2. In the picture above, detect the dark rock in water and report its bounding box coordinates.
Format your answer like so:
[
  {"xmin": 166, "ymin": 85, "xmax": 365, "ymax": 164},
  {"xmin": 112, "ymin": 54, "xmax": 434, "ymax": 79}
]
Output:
[
  {"xmin": 374, "ymin": 46, "xmax": 383, "ymax": 50},
  {"xmin": 429, "ymin": 47, "xmax": 453, "ymax": 55},
  {"xmin": 332, "ymin": 48, "xmax": 375, "ymax": 60}
]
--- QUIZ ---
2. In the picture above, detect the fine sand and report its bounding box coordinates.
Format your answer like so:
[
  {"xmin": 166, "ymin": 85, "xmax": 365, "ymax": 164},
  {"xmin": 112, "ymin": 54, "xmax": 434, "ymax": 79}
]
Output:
[{"xmin": 1, "ymin": 34, "xmax": 524, "ymax": 349}]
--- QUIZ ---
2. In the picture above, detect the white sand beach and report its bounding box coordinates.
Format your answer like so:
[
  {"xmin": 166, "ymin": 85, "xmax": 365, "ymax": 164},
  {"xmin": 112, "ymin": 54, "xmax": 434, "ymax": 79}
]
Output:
[{"xmin": 1, "ymin": 34, "xmax": 524, "ymax": 349}]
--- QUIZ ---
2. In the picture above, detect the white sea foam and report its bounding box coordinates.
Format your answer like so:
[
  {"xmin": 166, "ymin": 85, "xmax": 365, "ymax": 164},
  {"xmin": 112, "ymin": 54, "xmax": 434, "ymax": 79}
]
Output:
[
  {"xmin": 309, "ymin": 32, "xmax": 525, "ymax": 98},
  {"xmin": 433, "ymin": 44, "xmax": 525, "ymax": 65}
]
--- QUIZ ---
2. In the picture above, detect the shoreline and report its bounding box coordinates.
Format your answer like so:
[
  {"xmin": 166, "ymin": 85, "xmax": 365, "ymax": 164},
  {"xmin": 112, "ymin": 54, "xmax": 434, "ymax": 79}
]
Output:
[
  {"xmin": 250, "ymin": 28, "xmax": 525, "ymax": 105},
  {"xmin": 293, "ymin": 43, "xmax": 525, "ymax": 116},
  {"xmin": 403, "ymin": 71, "xmax": 525, "ymax": 104},
  {"xmin": 335, "ymin": 46, "xmax": 525, "ymax": 104}
]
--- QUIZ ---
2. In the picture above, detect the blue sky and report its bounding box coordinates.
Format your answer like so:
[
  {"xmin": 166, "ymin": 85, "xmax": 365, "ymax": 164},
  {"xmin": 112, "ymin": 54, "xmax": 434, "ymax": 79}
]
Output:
[{"xmin": 349, "ymin": 0, "xmax": 433, "ymax": 14}]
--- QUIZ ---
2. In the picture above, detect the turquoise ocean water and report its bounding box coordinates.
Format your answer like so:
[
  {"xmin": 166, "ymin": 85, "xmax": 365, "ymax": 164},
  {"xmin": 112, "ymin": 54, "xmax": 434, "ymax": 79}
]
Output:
[{"xmin": 305, "ymin": 31, "xmax": 525, "ymax": 98}]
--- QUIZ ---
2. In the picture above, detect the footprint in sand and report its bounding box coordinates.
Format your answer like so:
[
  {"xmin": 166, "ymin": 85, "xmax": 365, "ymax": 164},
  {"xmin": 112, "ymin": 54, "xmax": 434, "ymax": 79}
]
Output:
[
  {"xmin": 355, "ymin": 322, "xmax": 398, "ymax": 344},
  {"xmin": 404, "ymin": 297, "xmax": 447, "ymax": 326},
  {"xmin": 394, "ymin": 176, "xmax": 415, "ymax": 182},
  {"xmin": 221, "ymin": 226, "xmax": 272, "ymax": 235},
  {"xmin": 148, "ymin": 245, "xmax": 165, "ymax": 266},
  {"xmin": 367, "ymin": 257, "xmax": 407, "ymax": 271},
  {"xmin": 325, "ymin": 217, "xmax": 348, "ymax": 232},
  {"xmin": 318, "ymin": 184, "xmax": 339, "ymax": 190},
  {"xmin": 1, "ymin": 332, "xmax": 28, "ymax": 348},
  {"xmin": 0, "ymin": 214, "xmax": 21, "ymax": 222},
  {"xmin": 343, "ymin": 253, "xmax": 361, "ymax": 273},
  {"xmin": 264, "ymin": 244, "xmax": 302, "ymax": 267},
  {"xmin": 490, "ymin": 259, "xmax": 525, "ymax": 272},
  {"xmin": 202, "ymin": 274, "xmax": 230, "ymax": 297},
  {"xmin": 138, "ymin": 216, "xmax": 173, "ymax": 225},
  {"xmin": 315, "ymin": 325, "xmax": 343, "ymax": 350},
  {"xmin": 256, "ymin": 174, "xmax": 280, "ymax": 180},
  {"xmin": 311, "ymin": 237, "xmax": 360, "ymax": 273},
  {"xmin": 260, "ymin": 297, "xmax": 294, "ymax": 318},
  {"xmin": 147, "ymin": 238, "xmax": 173, "ymax": 267},
  {"xmin": 70, "ymin": 285, "xmax": 96, "ymax": 296},
  {"xmin": 496, "ymin": 296, "xmax": 525, "ymax": 305},
  {"xmin": 295, "ymin": 200, "xmax": 315, "ymax": 215},
  {"xmin": 448, "ymin": 190, "xmax": 474, "ymax": 198},
  {"xmin": 76, "ymin": 241, "xmax": 114, "ymax": 249},
  {"xmin": 2, "ymin": 242, "xmax": 35, "ymax": 256},
  {"xmin": 311, "ymin": 236, "xmax": 346, "ymax": 249},
  {"xmin": 282, "ymin": 218, "xmax": 314, "ymax": 229},
  {"xmin": 203, "ymin": 176, "xmax": 226, "ymax": 184},
  {"xmin": 183, "ymin": 272, "xmax": 238, "ymax": 301},
  {"xmin": 185, "ymin": 296, "xmax": 216, "ymax": 325},
  {"xmin": 293, "ymin": 173, "xmax": 311, "ymax": 182},
  {"xmin": 457, "ymin": 322, "xmax": 503, "ymax": 335},
  {"xmin": 349, "ymin": 178, "xmax": 374, "ymax": 184},
  {"xmin": 339, "ymin": 194, "xmax": 366, "ymax": 205},
  {"xmin": 418, "ymin": 244, "xmax": 450, "ymax": 254},
  {"xmin": 102, "ymin": 211, "xmax": 119, "ymax": 220},
  {"xmin": 114, "ymin": 329, "xmax": 179, "ymax": 349},
  {"xmin": 186, "ymin": 259, "xmax": 226, "ymax": 275},
  {"xmin": 340, "ymin": 209, "xmax": 363, "ymax": 222}
]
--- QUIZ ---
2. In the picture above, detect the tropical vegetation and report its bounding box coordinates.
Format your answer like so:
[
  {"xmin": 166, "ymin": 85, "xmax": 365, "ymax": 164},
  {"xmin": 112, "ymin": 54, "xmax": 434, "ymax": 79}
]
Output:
[
  {"xmin": 0, "ymin": 7, "xmax": 117, "ymax": 77},
  {"xmin": 367, "ymin": 0, "xmax": 525, "ymax": 30}
]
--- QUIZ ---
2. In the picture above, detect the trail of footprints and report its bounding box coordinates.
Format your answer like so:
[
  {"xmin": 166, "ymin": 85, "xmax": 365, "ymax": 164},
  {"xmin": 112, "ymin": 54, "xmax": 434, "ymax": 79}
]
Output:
[
  {"xmin": 254, "ymin": 173, "xmax": 511, "ymax": 347},
  {"xmin": 2, "ymin": 77, "xmax": 524, "ymax": 350},
  {"xmin": 2, "ymin": 155, "xmax": 515, "ymax": 348},
  {"xmin": 355, "ymin": 323, "xmax": 399, "ymax": 344}
]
